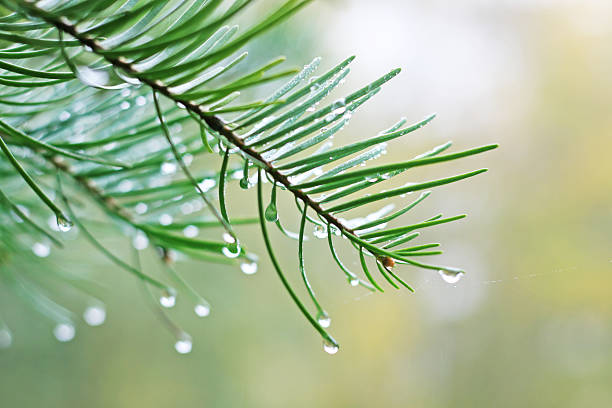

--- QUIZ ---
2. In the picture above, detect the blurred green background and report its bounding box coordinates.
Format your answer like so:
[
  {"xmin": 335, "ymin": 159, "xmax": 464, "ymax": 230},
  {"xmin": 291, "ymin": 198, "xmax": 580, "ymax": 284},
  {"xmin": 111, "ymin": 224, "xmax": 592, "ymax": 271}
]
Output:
[{"xmin": 1, "ymin": 1, "xmax": 612, "ymax": 407}]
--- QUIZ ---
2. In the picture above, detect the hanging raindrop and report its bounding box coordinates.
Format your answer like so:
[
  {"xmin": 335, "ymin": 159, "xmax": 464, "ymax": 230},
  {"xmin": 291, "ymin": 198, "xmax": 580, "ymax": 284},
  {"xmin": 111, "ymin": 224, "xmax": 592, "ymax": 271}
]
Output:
[
  {"xmin": 174, "ymin": 332, "xmax": 192, "ymax": 354},
  {"xmin": 56, "ymin": 215, "xmax": 73, "ymax": 232},
  {"xmin": 83, "ymin": 305, "xmax": 106, "ymax": 327},
  {"xmin": 349, "ymin": 277, "xmax": 360, "ymax": 287},
  {"xmin": 323, "ymin": 339, "xmax": 339, "ymax": 355},
  {"xmin": 194, "ymin": 303, "xmax": 210, "ymax": 317},
  {"xmin": 438, "ymin": 269, "xmax": 464, "ymax": 284},
  {"xmin": 313, "ymin": 224, "xmax": 327, "ymax": 239},
  {"xmin": 159, "ymin": 288, "xmax": 177, "ymax": 308},
  {"xmin": 53, "ymin": 322, "xmax": 75, "ymax": 342},
  {"xmin": 222, "ymin": 240, "xmax": 241, "ymax": 259},
  {"xmin": 316, "ymin": 311, "xmax": 331, "ymax": 328},
  {"xmin": 264, "ymin": 202, "xmax": 278, "ymax": 222},
  {"xmin": 240, "ymin": 261, "xmax": 258, "ymax": 275}
]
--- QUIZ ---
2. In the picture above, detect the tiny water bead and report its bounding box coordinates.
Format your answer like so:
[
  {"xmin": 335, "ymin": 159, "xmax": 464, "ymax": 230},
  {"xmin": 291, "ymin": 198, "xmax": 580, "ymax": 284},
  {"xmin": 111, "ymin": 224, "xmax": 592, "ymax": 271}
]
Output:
[
  {"xmin": 53, "ymin": 323, "xmax": 75, "ymax": 342},
  {"xmin": 159, "ymin": 213, "xmax": 173, "ymax": 226},
  {"xmin": 32, "ymin": 242, "xmax": 50, "ymax": 258},
  {"xmin": 438, "ymin": 269, "xmax": 465, "ymax": 284},
  {"xmin": 222, "ymin": 234, "xmax": 241, "ymax": 258},
  {"xmin": 132, "ymin": 232, "xmax": 149, "ymax": 250},
  {"xmin": 183, "ymin": 225, "xmax": 199, "ymax": 238},
  {"xmin": 194, "ymin": 303, "xmax": 210, "ymax": 317},
  {"xmin": 197, "ymin": 178, "xmax": 216, "ymax": 192},
  {"xmin": 83, "ymin": 305, "xmax": 106, "ymax": 327},
  {"xmin": 264, "ymin": 202, "xmax": 278, "ymax": 222},
  {"xmin": 159, "ymin": 288, "xmax": 177, "ymax": 308},
  {"xmin": 0, "ymin": 328, "xmax": 12, "ymax": 349},
  {"xmin": 222, "ymin": 242, "xmax": 241, "ymax": 259},
  {"xmin": 316, "ymin": 311, "xmax": 331, "ymax": 328},
  {"xmin": 222, "ymin": 232, "xmax": 236, "ymax": 244},
  {"xmin": 59, "ymin": 110, "xmax": 71, "ymax": 121},
  {"xmin": 56, "ymin": 215, "xmax": 73, "ymax": 232},
  {"xmin": 160, "ymin": 161, "xmax": 177, "ymax": 175},
  {"xmin": 323, "ymin": 339, "xmax": 339, "ymax": 355},
  {"xmin": 313, "ymin": 224, "xmax": 328, "ymax": 239},
  {"xmin": 349, "ymin": 277, "xmax": 360, "ymax": 287},
  {"xmin": 174, "ymin": 333, "xmax": 192, "ymax": 354},
  {"xmin": 240, "ymin": 261, "xmax": 258, "ymax": 275},
  {"xmin": 134, "ymin": 202, "xmax": 148, "ymax": 214},
  {"xmin": 239, "ymin": 175, "xmax": 250, "ymax": 189}
]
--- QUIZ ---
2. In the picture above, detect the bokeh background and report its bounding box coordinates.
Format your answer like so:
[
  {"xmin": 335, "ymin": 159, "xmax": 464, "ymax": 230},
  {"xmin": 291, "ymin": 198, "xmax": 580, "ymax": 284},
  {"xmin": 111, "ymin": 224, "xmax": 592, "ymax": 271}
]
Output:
[{"xmin": 1, "ymin": 0, "xmax": 612, "ymax": 406}]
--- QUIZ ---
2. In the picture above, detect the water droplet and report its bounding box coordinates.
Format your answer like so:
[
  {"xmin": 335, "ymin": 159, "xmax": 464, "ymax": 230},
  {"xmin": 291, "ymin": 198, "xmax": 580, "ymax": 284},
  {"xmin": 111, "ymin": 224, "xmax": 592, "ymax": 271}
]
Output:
[
  {"xmin": 135, "ymin": 96, "xmax": 147, "ymax": 106},
  {"xmin": 83, "ymin": 305, "xmax": 106, "ymax": 326},
  {"xmin": 183, "ymin": 225, "xmax": 199, "ymax": 238},
  {"xmin": 239, "ymin": 176, "xmax": 250, "ymax": 189},
  {"xmin": 317, "ymin": 311, "xmax": 331, "ymax": 328},
  {"xmin": 264, "ymin": 202, "xmax": 278, "ymax": 222},
  {"xmin": 197, "ymin": 178, "xmax": 216, "ymax": 192},
  {"xmin": 222, "ymin": 241, "xmax": 241, "ymax": 259},
  {"xmin": 132, "ymin": 232, "xmax": 149, "ymax": 250},
  {"xmin": 59, "ymin": 111, "xmax": 71, "ymax": 121},
  {"xmin": 313, "ymin": 225, "xmax": 327, "ymax": 239},
  {"xmin": 240, "ymin": 261, "xmax": 258, "ymax": 275},
  {"xmin": 120, "ymin": 101, "xmax": 130, "ymax": 110},
  {"xmin": 174, "ymin": 333, "xmax": 192, "ymax": 354},
  {"xmin": 159, "ymin": 213, "xmax": 173, "ymax": 226},
  {"xmin": 0, "ymin": 328, "xmax": 12, "ymax": 349},
  {"xmin": 222, "ymin": 232, "xmax": 235, "ymax": 244},
  {"xmin": 159, "ymin": 288, "xmax": 176, "ymax": 308},
  {"xmin": 194, "ymin": 303, "xmax": 210, "ymax": 317},
  {"xmin": 306, "ymin": 106, "xmax": 316, "ymax": 112},
  {"xmin": 56, "ymin": 215, "xmax": 73, "ymax": 232},
  {"xmin": 323, "ymin": 339, "xmax": 339, "ymax": 355},
  {"xmin": 438, "ymin": 269, "xmax": 464, "ymax": 284},
  {"xmin": 114, "ymin": 67, "xmax": 141, "ymax": 85},
  {"xmin": 349, "ymin": 277, "xmax": 359, "ymax": 287},
  {"xmin": 160, "ymin": 161, "xmax": 177, "ymax": 175},
  {"xmin": 32, "ymin": 242, "xmax": 50, "ymax": 258},
  {"xmin": 134, "ymin": 202, "xmax": 148, "ymax": 214},
  {"xmin": 53, "ymin": 323, "xmax": 75, "ymax": 342},
  {"xmin": 76, "ymin": 65, "xmax": 130, "ymax": 90}
]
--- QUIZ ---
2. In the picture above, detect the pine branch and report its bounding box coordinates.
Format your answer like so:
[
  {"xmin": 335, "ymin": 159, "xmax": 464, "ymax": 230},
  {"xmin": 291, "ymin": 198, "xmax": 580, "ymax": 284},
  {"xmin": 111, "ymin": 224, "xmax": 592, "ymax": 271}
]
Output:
[{"xmin": 0, "ymin": 0, "xmax": 499, "ymax": 352}]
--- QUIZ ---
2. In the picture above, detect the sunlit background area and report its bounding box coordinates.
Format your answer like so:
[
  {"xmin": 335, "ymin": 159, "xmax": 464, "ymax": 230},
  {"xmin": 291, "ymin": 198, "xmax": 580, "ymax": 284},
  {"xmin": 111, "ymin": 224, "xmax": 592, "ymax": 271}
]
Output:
[{"xmin": 1, "ymin": 0, "xmax": 611, "ymax": 407}]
